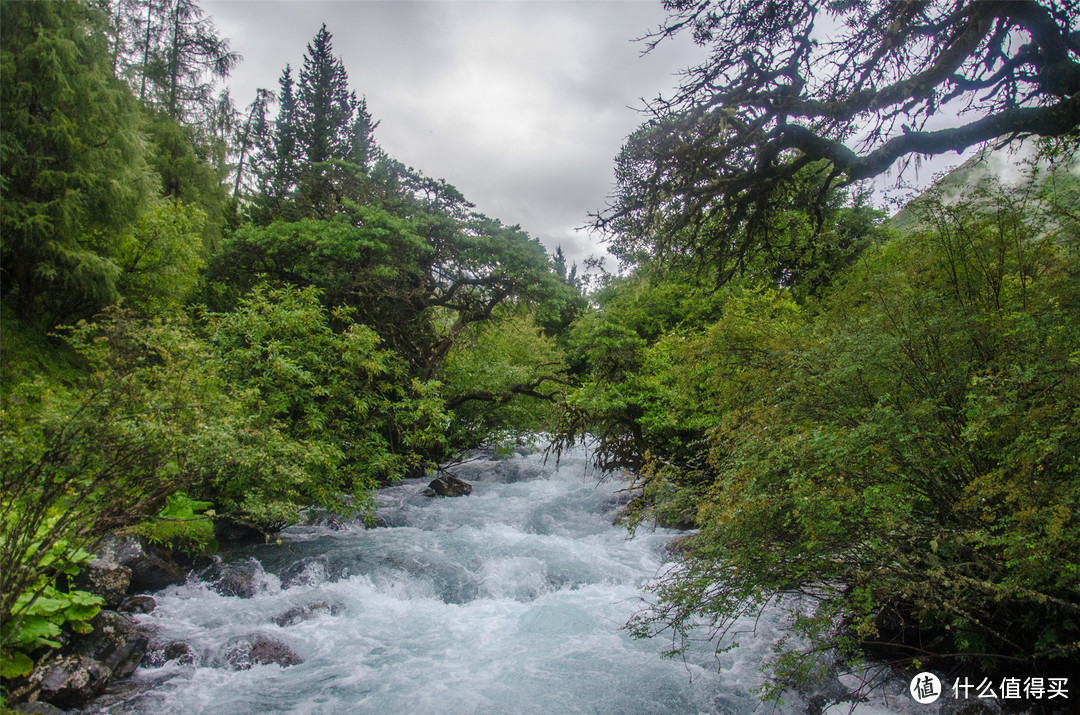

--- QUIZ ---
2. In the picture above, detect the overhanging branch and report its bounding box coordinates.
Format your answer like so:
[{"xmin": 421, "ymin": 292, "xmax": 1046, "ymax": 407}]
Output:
[{"xmin": 779, "ymin": 94, "xmax": 1080, "ymax": 182}]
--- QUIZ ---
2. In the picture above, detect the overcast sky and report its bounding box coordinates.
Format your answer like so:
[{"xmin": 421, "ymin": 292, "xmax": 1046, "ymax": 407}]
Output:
[
  {"xmin": 203, "ymin": 0, "xmax": 715, "ymax": 269},
  {"xmin": 202, "ymin": 1, "xmax": 978, "ymax": 270}
]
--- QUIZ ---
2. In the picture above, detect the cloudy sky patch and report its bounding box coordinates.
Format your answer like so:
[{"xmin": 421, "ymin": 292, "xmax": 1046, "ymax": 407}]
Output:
[{"xmin": 204, "ymin": 0, "xmax": 710, "ymax": 268}]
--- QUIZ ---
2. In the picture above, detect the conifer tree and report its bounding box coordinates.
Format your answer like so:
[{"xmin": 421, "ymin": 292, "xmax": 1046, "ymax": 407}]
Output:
[
  {"xmin": 1, "ymin": 0, "xmax": 154, "ymax": 321},
  {"xmin": 295, "ymin": 24, "xmax": 357, "ymax": 218},
  {"xmin": 349, "ymin": 96, "xmax": 381, "ymax": 173},
  {"xmin": 250, "ymin": 65, "xmax": 300, "ymax": 223},
  {"xmin": 114, "ymin": 0, "xmax": 239, "ymax": 123}
]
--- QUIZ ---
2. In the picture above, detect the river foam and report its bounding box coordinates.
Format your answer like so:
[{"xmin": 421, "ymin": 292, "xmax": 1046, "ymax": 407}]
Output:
[{"xmin": 83, "ymin": 445, "xmax": 922, "ymax": 714}]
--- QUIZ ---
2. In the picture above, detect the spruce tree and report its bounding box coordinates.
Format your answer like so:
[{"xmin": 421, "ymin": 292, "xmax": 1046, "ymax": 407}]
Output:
[
  {"xmin": 1, "ymin": 0, "xmax": 154, "ymax": 321},
  {"xmin": 349, "ymin": 96, "xmax": 380, "ymax": 173},
  {"xmin": 296, "ymin": 24, "xmax": 357, "ymax": 218},
  {"xmin": 250, "ymin": 65, "xmax": 300, "ymax": 224}
]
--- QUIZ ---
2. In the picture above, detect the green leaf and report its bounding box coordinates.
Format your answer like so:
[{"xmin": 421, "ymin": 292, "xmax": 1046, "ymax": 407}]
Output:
[{"xmin": 1, "ymin": 649, "xmax": 35, "ymax": 678}]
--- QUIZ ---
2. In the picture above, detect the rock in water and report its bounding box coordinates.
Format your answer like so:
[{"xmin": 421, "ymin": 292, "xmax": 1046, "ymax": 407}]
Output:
[
  {"xmin": 221, "ymin": 634, "xmax": 302, "ymax": 670},
  {"xmin": 142, "ymin": 639, "xmax": 199, "ymax": 667},
  {"xmin": 426, "ymin": 474, "xmax": 473, "ymax": 497},
  {"xmin": 163, "ymin": 642, "xmax": 199, "ymax": 666},
  {"xmin": 68, "ymin": 611, "xmax": 148, "ymax": 681},
  {"xmin": 92, "ymin": 534, "xmax": 187, "ymax": 593},
  {"xmin": 272, "ymin": 601, "xmax": 338, "ymax": 627},
  {"xmin": 278, "ymin": 554, "xmax": 330, "ymax": 588},
  {"xmin": 118, "ymin": 595, "xmax": 156, "ymax": 614},
  {"xmin": 202, "ymin": 557, "xmax": 272, "ymax": 598}
]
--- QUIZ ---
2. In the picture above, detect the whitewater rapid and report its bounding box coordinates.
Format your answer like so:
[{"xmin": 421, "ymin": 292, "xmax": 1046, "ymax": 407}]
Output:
[{"xmin": 84, "ymin": 445, "xmax": 918, "ymax": 714}]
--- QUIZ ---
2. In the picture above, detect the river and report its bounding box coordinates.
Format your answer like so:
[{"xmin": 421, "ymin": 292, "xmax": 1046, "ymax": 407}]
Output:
[{"xmin": 84, "ymin": 444, "xmax": 921, "ymax": 714}]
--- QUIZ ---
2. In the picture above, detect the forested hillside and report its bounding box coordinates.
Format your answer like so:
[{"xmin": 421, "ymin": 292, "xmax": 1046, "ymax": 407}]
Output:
[
  {"xmin": 1, "ymin": 2, "xmax": 580, "ymax": 682},
  {"xmin": 2, "ymin": 0, "xmax": 1078, "ymax": 708},
  {"xmin": 552, "ymin": 0, "xmax": 1080, "ymax": 701}
]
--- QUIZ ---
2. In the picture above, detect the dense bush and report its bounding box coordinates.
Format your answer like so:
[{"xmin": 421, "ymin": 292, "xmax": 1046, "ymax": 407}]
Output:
[
  {"xmin": 565, "ymin": 177, "xmax": 1080, "ymax": 694},
  {"xmin": 439, "ymin": 308, "xmax": 567, "ymax": 451},
  {"xmin": 1, "ymin": 309, "xmax": 231, "ymax": 672},
  {"xmin": 205, "ymin": 284, "xmax": 449, "ymax": 521}
]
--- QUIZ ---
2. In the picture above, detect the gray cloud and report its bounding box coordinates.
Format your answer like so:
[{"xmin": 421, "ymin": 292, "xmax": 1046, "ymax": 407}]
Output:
[{"xmin": 204, "ymin": 0, "xmax": 708, "ymax": 267}]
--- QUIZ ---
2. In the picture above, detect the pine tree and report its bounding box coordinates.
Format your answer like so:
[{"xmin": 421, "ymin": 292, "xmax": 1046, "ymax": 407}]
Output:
[
  {"xmin": 250, "ymin": 25, "xmax": 393, "ymax": 222},
  {"xmin": 1, "ymin": 0, "xmax": 154, "ymax": 321},
  {"xmin": 249, "ymin": 65, "xmax": 300, "ymax": 224},
  {"xmin": 552, "ymin": 246, "xmax": 567, "ymax": 280},
  {"xmin": 349, "ymin": 95, "xmax": 380, "ymax": 173},
  {"xmin": 295, "ymin": 24, "xmax": 357, "ymax": 218}
]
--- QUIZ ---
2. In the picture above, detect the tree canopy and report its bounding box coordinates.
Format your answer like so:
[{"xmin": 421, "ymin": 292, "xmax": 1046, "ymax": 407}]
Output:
[{"xmin": 601, "ymin": 0, "xmax": 1080, "ymax": 276}]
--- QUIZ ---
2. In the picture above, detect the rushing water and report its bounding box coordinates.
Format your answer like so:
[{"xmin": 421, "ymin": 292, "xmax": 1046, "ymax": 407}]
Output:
[{"xmin": 86, "ymin": 445, "xmax": 921, "ymax": 714}]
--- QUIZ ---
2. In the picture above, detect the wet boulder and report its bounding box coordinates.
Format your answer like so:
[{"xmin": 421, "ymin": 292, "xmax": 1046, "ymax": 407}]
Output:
[
  {"xmin": 93, "ymin": 534, "xmax": 186, "ymax": 593},
  {"xmin": 202, "ymin": 557, "xmax": 273, "ymax": 598},
  {"xmin": 221, "ymin": 634, "xmax": 302, "ymax": 670},
  {"xmin": 142, "ymin": 639, "xmax": 199, "ymax": 668},
  {"xmin": 31, "ymin": 655, "xmax": 112, "ymax": 709},
  {"xmin": 68, "ymin": 610, "xmax": 148, "ymax": 681},
  {"xmin": 424, "ymin": 474, "xmax": 473, "ymax": 497},
  {"xmin": 278, "ymin": 555, "xmax": 330, "ymax": 589},
  {"xmin": 73, "ymin": 558, "xmax": 132, "ymax": 608},
  {"xmin": 163, "ymin": 641, "xmax": 199, "ymax": 666},
  {"xmin": 272, "ymin": 600, "xmax": 339, "ymax": 627},
  {"xmin": 118, "ymin": 595, "xmax": 156, "ymax": 614},
  {"xmin": 600, "ymin": 488, "xmax": 641, "ymax": 516}
]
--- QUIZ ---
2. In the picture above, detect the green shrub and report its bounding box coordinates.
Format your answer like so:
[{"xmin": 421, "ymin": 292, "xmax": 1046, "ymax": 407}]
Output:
[{"xmin": 568, "ymin": 176, "xmax": 1080, "ymax": 696}]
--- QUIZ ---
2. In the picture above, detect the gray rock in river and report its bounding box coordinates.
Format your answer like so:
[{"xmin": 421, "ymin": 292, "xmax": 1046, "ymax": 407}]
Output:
[
  {"xmin": 30, "ymin": 655, "xmax": 112, "ymax": 709},
  {"xmin": 202, "ymin": 557, "xmax": 273, "ymax": 598},
  {"xmin": 142, "ymin": 638, "xmax": 200, "ymax": 667},
  {"xmin": 92, "ymin": 533, "xmax": 187, "ymax": 593},
  {"xmin": 278, "ymin": 554, "xmax": 331, "ymax": 588},
  {"xmin": 118, "ymin": 595, "xmax": 156, "ymax": 614},
  {"xmin": 425, "ymin": 474, "xmax": 473, "ymax": 497},
  {"xmin": 272, "ymin": 600, "xmax": 339, "ymax": 627},
  {"xmin": 68, "ymin": 610, "xmax": 148, "ymax": 681},
  {"xmin": 11, "ymin": 701, "xmax": 68, "ymax": 715},
  {"xmin": 163, "ymin": 641, "xmax": 199, "ymax": 666},
  {"xmin": 13, "ymin": 608, "xmax": 150, "ymax": 710},
  {"xmin": 220, "ymin": 634, "xmax": 302, "ymax": 670}
]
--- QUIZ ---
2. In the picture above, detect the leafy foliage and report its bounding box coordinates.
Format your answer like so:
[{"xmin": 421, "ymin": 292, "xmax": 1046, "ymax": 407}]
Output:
[
  {"xmin": 0, "ymin": 0, "xmax": 155, "ymax": 322},
  {"xmin": 0, "ymin": 522, "xmax": 103, "ymax": 679},
  {"xmin": 116, "ymin": 199, "xmax": 206, "ymax": 313},
  {"xmin": 135, "ymin": 491, "xmax": 217, "ymax": 555},
  {"xmin": 205, "ymin": 284, "xmax": 449, "ymax": 521},
  {"xmin": 566, "ymin": 169, "xmax": 1080, "ymax": 694},
  {"xmin": 208, "ymin": 204, "xmax": 569, "ymax": 377},
  {"xmin": 440, "ymin": 309, "xmax": 567, "ymax": 450}
]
